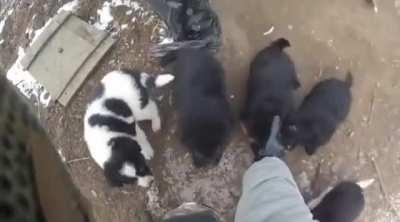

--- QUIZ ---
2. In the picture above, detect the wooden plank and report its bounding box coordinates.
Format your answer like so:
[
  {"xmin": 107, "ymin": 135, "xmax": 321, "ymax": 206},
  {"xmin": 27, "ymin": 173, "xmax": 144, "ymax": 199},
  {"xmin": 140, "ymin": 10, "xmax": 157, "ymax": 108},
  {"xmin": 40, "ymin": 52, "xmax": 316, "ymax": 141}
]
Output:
[
  {"xmin": 63, "ymin": 15, "xmax": 108, "ymax": 47},
  {"xmin": 27, "ymin": 14, "xmax": 108, "ymax": 100},
  {"xmin": 58, "ymin": 35, "xmax": 115, "ymax": 106},
  {"xmin": 20, "ymin": 10, "xmax": 71, "ymax": 70}
]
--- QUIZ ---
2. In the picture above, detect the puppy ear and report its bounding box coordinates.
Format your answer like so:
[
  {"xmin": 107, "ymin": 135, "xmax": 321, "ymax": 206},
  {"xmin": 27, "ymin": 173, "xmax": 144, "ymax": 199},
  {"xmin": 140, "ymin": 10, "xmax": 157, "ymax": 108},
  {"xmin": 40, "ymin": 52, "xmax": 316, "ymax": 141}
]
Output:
[
  {"xmin": 154, "ymin": 74, "xmax": 175, "ymax": 87},
  {"xmin": 142, "ymin": 73, "xmax": 175, "ymax": 88}
]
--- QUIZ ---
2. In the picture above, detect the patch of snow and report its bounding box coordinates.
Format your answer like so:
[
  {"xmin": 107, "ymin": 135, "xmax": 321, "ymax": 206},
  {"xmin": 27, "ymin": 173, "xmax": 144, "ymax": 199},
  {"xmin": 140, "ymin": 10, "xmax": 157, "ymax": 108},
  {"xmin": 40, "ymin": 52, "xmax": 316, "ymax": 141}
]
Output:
[
  {"xmin": 6, "ymin": 47, "xmax": 51, "ymax": 106},
  {"xmin": 0, "ymin": 39, "xmax": 3, "ymax": 45},
  {"xmin": 94, "ymin": 0, "xmax": 145, "ymax": 31},
  {"xmin": 30, "ymin": 18, "xmax": 52, "ymax": 46},
  {"xmin": 131, "ymin": 1, "xmax": 142, "ymax": 11},
  {"xmin": 94, "ymin": 2, "xmax": 114, "ymax": 30},
  {"xmin": 57, "ymin": 0, "xmax": 80, "ymax": 13},
  {"xmin": 111, "ymin": 0, "xmax": 134, "ymax": 7}
]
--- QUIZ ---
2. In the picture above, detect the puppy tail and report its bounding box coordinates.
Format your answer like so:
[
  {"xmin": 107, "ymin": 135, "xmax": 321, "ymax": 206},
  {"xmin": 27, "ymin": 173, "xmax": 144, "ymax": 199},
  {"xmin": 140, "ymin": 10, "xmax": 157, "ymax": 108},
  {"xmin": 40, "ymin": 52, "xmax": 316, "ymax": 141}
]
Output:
[
  {"xmin": 271, "ymin": 38, "xmax": 291, "ymax": 50},
  {"xmin": 345, "ymin": 72, "xmax": 353, "ymax": 87}
]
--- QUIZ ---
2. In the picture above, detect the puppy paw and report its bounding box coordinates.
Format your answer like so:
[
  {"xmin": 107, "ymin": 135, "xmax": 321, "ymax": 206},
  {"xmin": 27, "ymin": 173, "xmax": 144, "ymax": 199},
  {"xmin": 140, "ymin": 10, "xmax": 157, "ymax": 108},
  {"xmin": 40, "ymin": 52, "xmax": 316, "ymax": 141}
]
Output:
[{"xmin": 137, "ymin": 176, "xmax": 154, "ymax": 187}]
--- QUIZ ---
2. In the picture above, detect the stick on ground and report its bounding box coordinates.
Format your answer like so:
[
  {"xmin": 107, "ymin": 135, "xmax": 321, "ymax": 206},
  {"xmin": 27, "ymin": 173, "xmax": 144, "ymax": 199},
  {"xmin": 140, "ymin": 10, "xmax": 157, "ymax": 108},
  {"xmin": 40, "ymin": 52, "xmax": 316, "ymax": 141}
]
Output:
[{"xmin": 370, "ymin": 156, "xmax": 400, "ymax": 219}]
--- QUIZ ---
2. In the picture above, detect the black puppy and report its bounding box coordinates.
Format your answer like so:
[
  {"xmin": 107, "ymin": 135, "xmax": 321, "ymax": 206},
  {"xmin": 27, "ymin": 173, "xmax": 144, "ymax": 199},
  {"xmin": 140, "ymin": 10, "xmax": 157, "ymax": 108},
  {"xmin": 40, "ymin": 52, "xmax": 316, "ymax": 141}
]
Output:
[
  {"xmin": 242, "ymin": 38, "xmax": 300, "ymax": 159},
  {"xmin": 311, "ymin": 182, "xmax": 365, "ymax": 222},
  {"xmin": 174, "ymin": 49, "xmax": 233, "ymax": 167},
  {"xmin": 282, "ymin": 73, "xmax": 353, "ymax": 155}
]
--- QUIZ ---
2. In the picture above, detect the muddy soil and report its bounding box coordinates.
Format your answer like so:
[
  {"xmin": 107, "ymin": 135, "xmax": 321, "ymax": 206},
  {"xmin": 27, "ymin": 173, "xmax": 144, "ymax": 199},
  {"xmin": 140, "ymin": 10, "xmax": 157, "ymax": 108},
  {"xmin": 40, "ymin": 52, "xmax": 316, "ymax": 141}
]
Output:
[{"xmin": 1, "ymin": 0, "xmax": 400, "ymax": 222}]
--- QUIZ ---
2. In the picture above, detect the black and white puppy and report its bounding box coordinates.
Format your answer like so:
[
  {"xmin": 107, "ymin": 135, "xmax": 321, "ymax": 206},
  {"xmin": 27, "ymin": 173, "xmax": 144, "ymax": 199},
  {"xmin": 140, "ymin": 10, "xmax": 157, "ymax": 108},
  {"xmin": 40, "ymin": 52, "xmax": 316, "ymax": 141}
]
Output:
[
  {"xmin": 84, "ymin": 70, "xmax": 174, "ymax": 187},
  {"xmin": 281, "ymin": 73, "xmax": 353, "ymax": 155},
  {"xmin": 174, "ymin": 49, "xmax": 233, "ymax": 167},
  {"xmin": 241, "ymin": 38, "xmax": 300, "ymax": 159},
  {"xmin": 310, "ymin": 181, "xmax": 365, "ymax": 222}
]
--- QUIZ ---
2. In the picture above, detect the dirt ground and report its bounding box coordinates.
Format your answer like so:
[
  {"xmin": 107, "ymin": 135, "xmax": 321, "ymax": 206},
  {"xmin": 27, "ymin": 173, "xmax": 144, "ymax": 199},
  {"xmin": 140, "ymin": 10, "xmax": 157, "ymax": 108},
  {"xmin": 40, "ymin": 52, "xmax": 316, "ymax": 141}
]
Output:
[{"xmin": 1, "ymin": 0, "xmax": 400, "ymax": 221}]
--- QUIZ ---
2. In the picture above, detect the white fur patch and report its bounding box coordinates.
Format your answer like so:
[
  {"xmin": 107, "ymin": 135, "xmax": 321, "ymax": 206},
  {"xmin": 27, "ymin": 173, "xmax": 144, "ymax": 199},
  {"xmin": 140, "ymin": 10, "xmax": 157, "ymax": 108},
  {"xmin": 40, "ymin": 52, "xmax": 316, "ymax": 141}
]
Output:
[
  {"xmin": 155, "ymin": 74, "xmax": 175, "ymax": 87},
  {"xmin": 84, "ymin": 70, "xmax": 161, "ymax": 181},
  {"xmin": 119, "ymin": 163, "xmax": 137, "ymax": 177}
]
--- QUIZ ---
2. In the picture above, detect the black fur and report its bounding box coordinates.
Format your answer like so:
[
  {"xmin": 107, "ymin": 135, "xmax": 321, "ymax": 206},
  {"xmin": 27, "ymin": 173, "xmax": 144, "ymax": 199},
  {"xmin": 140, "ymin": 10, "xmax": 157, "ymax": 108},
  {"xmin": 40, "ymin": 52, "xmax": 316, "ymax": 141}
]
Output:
[
  {"xmin": 88, "ymin": 114, "xmax": 136, "ymax": 136},
  {"xmin": 312, "ymin": 182, "xmax": 365, "ymax": 222},
  {"xmin": 104, "ymin": 98, "xmax": 133, "ymax": 118},
  {"xmin": 104, "ymin": 137, "xmax": 151, "ymax": 187},
  {"xmin": 241, "ymin": 38, "xmax": 300, "ymax": 159},
  {"xmin": 282, "ymin": 73, "xmax": 353, "ymax": 155},
  {"xmin": 174, "ymin": 49, "xmax": 233, "ymax": 167},
  {"xmin": 121, "ymin": 69, "xmax": 150, "ymax": 108}
]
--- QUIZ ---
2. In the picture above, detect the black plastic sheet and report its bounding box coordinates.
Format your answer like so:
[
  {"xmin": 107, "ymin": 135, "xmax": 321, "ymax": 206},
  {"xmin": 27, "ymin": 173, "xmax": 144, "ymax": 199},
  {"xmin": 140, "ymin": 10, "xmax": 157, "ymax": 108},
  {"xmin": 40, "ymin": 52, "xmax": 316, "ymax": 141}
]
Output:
[{"xmin": 147, "ymin": 0, "xmax": 221, "ymax": 58}]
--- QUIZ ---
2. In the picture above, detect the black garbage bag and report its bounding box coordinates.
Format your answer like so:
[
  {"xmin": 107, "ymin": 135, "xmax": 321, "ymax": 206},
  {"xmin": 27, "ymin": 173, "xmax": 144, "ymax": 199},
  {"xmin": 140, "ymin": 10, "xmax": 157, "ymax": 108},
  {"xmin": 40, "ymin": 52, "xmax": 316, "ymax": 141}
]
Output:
[{"xmin": 147, "ymin": 0, "xmax": 222, "ymax": 58}]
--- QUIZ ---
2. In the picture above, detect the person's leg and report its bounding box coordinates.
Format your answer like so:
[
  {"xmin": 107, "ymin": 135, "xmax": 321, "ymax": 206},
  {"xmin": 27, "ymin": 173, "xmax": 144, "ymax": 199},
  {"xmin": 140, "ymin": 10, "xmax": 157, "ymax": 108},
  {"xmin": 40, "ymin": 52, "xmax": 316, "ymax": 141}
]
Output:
[{"xmin": 234, "ymin": 157, "xmax": 315, "ymax": 222}]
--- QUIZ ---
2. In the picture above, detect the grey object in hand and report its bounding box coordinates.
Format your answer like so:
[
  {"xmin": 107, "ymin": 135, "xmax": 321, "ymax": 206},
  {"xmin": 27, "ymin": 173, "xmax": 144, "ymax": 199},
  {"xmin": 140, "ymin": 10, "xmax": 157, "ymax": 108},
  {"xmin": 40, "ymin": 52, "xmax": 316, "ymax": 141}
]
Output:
[{"xmin": 259, "ymin": 116, "xmax": 285, "ymax": 158}]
